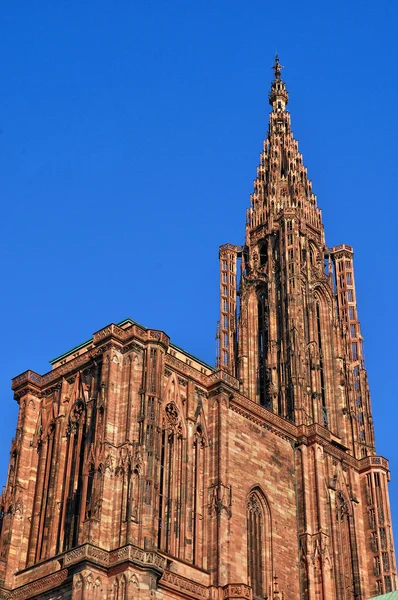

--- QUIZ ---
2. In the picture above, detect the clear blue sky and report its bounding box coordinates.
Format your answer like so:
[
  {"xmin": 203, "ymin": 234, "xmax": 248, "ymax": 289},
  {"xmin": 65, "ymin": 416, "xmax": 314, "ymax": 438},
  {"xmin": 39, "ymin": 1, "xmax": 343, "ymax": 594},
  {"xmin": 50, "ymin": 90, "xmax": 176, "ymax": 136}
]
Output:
[{"xmin": 1, "ymin": 0, "xmax": 397, "ymax": 542}]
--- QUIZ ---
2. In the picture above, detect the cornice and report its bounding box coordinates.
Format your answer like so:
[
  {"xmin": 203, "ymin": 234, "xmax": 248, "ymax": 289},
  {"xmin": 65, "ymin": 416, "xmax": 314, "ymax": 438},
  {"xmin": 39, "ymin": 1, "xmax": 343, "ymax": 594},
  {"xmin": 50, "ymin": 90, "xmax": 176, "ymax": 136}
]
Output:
[
  {"xmin": 219, "ymin": 243, "xmax": 243, "ymax": 254},
  {"xmin": 207, "ymin": 369, "xmax": 239, "ymax": 391},
  {"xmin": 226, "ymin": 391, "xmax": 381, "ymax": 474},
  {"xmin": 228, "ymin": 392, "xmax": 296, "ymax": 443},
  {"xmin": 164, "ymin": 354, "xmax": 211, "ymax": 387},
  {"xmin": 11, "ymin": 569, "xmax": 68, "ymax": 600},
  {"xmin": 120, "ymin": 341, "xmax": 144, "ymax": 355},
  {"xmin": 11, "ymin": 324, "xmax": 169, "ymax": 398},
  {"xmin": 63, "ymin": 542, "xmax": 167, "ymax": 574},
  {"xmin": 159, "ymin": 570, "xmax": 210, "ymax": 599},
  {"xmin": 159, "ymin": 572, "xmax": 252, "ymax": 600},
  {"xmin": 328, "ymin": 244, "xmax": 354, "ymax": 259},
  {"xmin": 12, "ymin": 384, "xmax": 41, "ymax": 402},
  {"xmin": 358, "ymin": 455, "xmax": 390, "ymax": 475}
]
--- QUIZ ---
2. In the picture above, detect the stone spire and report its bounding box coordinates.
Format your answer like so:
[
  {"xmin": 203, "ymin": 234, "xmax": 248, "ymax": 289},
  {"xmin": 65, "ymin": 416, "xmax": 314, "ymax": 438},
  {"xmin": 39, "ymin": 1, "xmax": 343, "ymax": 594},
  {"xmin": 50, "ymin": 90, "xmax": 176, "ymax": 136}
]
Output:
[{"xmin": 247, "ymin": 55, "xmax": 323, "ymax": 235}]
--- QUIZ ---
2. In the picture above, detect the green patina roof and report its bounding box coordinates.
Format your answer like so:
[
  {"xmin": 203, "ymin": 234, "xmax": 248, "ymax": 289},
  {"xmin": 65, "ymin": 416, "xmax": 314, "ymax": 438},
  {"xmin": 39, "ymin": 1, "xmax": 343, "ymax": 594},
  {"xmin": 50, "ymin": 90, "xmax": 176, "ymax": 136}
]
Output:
[
  {"xmin": 49, "ymin": 317, "xmax": 215, "ymax": 372},
  {"xmin": 369, "ymin": 592, "xmax": 398, "ymax": 600},
  {"xmin": 49, "ymin": 318, "xmax": 136, "ymax": 364}
]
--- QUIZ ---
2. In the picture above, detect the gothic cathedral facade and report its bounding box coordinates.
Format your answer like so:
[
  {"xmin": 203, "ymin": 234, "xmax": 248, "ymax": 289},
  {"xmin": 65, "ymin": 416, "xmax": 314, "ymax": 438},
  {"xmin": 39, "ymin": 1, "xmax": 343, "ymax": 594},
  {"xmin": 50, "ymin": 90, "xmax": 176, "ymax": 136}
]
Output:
[{"xmin": 0, "ymin": 58, "xmax": 396, "ymax": 600}]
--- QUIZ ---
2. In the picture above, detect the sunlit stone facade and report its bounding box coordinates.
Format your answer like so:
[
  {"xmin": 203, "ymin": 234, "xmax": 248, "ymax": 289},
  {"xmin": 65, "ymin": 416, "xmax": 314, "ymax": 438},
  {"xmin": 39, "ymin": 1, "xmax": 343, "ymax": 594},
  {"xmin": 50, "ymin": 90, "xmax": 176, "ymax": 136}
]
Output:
[{"xmin": 0, "ymin": 58, "xmax": 395, "ymax": 600}]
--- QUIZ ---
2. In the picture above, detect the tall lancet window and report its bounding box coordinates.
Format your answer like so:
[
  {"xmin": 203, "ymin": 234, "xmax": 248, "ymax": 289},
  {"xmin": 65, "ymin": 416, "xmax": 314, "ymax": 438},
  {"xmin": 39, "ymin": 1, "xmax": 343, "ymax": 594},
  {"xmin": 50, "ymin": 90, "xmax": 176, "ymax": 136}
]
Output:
[
  {"xmin": 258, "ymin": 292, "xmax": 271, "ymax": 409},
  {"xmin": 192, "ymin": 424, "xmax": 206, "ymax": 567},
  {"xmin": 315, "ymin": 300, "xmax": 328, "ymax": 427},
  {"xmin": 157, "ymin": 402, "xmax": 184, "ymax": 557},
  {"xmin": 60, "ymin": 398, "xmax": 86, "ymax": 552},
  {"xmin": 247, "ymin": 488, "xmax": 272, "ymax": 599},
  {"xmin": 335, "ymin": 491, "xmax": 360, "ymax": 600},
  {"xmin": 260, "ymin": 242, "xmax": 267, "ymax": 267},
  {"xmin": 247, "ymin": 493, "xmax": 263, "ymax": 597}
]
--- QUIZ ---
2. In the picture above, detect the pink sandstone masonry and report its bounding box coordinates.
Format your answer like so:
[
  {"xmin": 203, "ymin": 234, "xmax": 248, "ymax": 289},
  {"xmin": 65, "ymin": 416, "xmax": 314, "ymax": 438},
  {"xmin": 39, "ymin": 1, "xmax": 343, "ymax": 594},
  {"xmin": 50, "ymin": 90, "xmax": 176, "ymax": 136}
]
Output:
[{"xmin": 0, "ymin": 57, "xmax": 395, "ymax": 600}]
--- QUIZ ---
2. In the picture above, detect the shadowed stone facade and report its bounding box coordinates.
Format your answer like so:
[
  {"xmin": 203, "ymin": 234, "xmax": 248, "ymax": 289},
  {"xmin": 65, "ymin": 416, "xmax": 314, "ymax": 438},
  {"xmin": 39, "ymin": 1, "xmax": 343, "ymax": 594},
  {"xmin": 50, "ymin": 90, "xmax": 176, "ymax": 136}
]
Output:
[{"xmin": 0, "ymin": 57, "xmax": 396, "ymax": 600}]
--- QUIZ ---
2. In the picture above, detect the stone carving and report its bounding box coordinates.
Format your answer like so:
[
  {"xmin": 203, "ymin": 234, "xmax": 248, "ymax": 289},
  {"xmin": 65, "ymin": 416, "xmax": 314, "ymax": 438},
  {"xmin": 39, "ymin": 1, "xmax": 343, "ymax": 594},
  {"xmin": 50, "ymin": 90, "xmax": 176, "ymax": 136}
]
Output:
[
  {"xmin": 222, "ymin": 584, "xmax": 252, "ymax": 599},
  {"xmin": 64, "ymin": 545, "xmax": 87, "ymax": 565},
  {"xmin": 120, "ymin": 341, "xmax": 144, "ymax": 355},
  {"xmin": 104, "ymin": 452, "xmax": 115, "ymax": 474},
  {"xmin": 87, "ymin": 545, "xmax": 109, "ymax": 564},
  {"xmin": 64, "ymin": 543, "xmax": 166, "ymax": 572},
  {"xmin": 165, "ymin": 402, "xmax": 179, "ymax": 426},
  {"xmin": 208, "ymin": 483, "xmax": 232, "ymax": 518},
  {"xmin": 336, "ymin": 490, "xmax": 350, "ymax": 521},
  {"xmin": 70, "ymin": 399, "xmax": 85, "ymax": 423},
  {"xmin": 164, "ymin": 402, "xmax": 182, "ymax": 436},
  {"xmin": 194, "ymin": 424, "xmax": 205, "ymax": 448},
  {"xmin": 208, "ymin": 370, "xmax": 239, "ymax": 390},
  {"xmin": 73, "ymin": 574, "xmax": 83, "ymax": 590}
]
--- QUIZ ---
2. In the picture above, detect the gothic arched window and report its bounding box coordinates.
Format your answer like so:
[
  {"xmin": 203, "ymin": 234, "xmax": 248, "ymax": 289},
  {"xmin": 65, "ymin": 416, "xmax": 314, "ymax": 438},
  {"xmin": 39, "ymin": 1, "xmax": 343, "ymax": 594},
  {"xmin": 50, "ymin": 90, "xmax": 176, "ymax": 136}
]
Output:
[
  {"xmin": 247, "ymin": 488, "xmax": 272, "ymax": 599},
  {"xmin": 157, "ymin": 402, "xmax": 184, "ymax": 557},
  {"xmin": 60, "ymin": 398, "xmax": 87, "ymax": 553},
  {"xmin": 258, "ymin": 292, "xmax": 271, "ymax": 409},
  {"xmin": 315, "ymin": 298, "xmax": 327, "ymax": 427},
  {"xmin": 260, "ymin": 243, "xmax": 267, "ymax": 267},
  {"xmin": 335, "ymin": 491, "xmax": 361, "ymax": 599},
  {"xmin": 192, "ymin": 424, "xmax": 206, "ymax": 567}
]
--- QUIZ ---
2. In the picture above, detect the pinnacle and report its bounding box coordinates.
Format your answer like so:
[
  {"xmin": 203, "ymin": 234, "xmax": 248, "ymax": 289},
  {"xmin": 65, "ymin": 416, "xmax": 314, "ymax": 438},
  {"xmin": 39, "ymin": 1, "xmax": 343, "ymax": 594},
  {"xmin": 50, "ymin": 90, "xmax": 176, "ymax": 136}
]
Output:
[
  {"xmin": 272, "ymin": 54, "xmax": 283, "ymax": 81},
  {"xmin": 269, "ymin": 54, "xmax": 289, "ymax": 110},
  {"xmin": 246, "ymin": 56, "xmax": 322, "ymax": 231}
]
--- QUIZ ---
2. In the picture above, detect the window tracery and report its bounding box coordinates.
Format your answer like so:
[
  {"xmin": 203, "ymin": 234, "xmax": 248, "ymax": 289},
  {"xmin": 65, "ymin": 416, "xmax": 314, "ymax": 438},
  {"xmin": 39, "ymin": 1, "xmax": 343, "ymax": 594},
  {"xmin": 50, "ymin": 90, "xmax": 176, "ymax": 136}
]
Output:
[
  {"xmin": 157, "ymin": 401, "xmax": 184, "ymax": 557},
  {"xmin": 157, "ymin": 387, "xmax": 207, "ymax": 567}
]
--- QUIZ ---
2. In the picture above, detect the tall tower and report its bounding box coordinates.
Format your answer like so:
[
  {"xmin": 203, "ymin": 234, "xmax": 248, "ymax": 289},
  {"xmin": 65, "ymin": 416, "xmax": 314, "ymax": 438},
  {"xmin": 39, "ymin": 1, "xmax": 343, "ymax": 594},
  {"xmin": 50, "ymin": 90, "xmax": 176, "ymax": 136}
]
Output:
[
  {"xmin": 218, "ymin": 56, "xmax": 369, "ymax": 446},
  {"xmin": 218, "ymin": 55, "xmax": 396, "ymax": 597}
]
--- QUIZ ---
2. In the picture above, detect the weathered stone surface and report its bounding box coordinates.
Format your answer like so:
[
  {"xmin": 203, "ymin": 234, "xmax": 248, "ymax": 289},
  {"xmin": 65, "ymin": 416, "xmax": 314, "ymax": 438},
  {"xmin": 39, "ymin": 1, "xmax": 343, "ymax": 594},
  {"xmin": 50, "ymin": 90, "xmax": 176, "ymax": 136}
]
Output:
[{"xmin": 0, "ymin": 57, "xmax": 395, "ymax": 600}]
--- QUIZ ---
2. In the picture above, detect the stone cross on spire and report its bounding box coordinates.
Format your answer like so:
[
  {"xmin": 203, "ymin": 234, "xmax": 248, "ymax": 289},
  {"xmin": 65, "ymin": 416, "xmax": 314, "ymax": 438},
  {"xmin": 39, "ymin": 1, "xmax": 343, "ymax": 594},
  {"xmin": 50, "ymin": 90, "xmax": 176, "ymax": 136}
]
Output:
[{"xmin": 272, "ymin": 54, "xmax": 283, "ymax": 81}]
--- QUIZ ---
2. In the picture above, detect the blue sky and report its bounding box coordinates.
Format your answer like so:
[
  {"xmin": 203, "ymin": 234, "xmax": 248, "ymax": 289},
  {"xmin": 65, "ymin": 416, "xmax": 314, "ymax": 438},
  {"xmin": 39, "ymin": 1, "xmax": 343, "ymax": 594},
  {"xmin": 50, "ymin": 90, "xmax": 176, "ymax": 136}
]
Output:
[{"xmin": 1, "ymin": 0, "xmax": 397, "ymax": 542}]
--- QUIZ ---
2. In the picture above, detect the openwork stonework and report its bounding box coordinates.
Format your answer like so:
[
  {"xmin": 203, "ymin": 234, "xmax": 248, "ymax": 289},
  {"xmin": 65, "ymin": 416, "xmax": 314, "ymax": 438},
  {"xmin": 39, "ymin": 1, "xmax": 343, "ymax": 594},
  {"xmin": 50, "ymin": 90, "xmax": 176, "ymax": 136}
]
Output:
[{"xmin": 0, "ymin": 57, "xmax": 395, "ymax": 600}]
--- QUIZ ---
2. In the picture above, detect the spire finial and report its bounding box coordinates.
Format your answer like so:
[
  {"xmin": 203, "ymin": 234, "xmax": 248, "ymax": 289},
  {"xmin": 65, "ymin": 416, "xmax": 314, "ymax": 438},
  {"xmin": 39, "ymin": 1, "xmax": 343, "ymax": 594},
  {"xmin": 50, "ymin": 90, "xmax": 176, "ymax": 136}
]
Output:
[
  {"xmin": 269, "ymin": 54, "xmax": 288, "ymax": 109},
  {"xmin": 272, "ymin": 54, "xmax": 283, "ymax": 81}
]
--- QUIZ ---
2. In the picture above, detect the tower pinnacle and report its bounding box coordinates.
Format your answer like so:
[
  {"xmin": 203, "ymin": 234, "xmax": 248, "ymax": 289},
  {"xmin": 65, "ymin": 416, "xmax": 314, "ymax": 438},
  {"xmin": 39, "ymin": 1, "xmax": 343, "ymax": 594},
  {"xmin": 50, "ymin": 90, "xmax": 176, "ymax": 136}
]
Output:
[
  {"xmin": 269, "ymin": 53, "xmax": 288, "ymax": 110},
  {"xmin": 272, "ymin": 53, "xmax": 283, "ymax": 80}
]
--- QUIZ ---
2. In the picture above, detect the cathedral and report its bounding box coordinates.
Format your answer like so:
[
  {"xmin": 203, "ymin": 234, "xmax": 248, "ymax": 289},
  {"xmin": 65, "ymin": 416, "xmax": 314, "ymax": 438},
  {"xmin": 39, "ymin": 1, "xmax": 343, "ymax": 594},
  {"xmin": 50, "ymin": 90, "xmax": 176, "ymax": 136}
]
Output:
[{"xmin": 0, "ymin": 57, "xmax": 396, "ymax": 600}]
